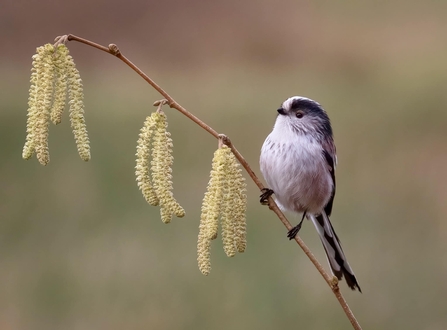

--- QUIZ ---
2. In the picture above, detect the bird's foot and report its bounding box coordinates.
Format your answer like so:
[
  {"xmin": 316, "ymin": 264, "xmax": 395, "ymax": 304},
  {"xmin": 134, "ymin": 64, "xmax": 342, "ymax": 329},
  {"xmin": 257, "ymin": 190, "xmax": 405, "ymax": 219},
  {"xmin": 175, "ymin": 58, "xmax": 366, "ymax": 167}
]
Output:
[
  {"xmin": 287, "ymin": 212, "xmax": 306, "ymax": 240},
  {"xmin": 287, "ymin": 223, "xmax": 302, "ymax": 240},
  {"xmin": 260, "ymin": 188, "xmax": 274, "ymax": 205}
]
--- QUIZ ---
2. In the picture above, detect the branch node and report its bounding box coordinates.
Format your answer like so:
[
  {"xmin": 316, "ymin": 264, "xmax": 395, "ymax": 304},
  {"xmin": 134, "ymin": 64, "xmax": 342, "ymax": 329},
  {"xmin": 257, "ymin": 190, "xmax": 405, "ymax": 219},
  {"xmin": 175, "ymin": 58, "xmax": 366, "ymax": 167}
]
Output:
[
  {"xmin": 217, "ymin": 134, "xmax": 226, "ymax": 148},
  {"xmin": 153, "ymin": 99, "xmax": 168, "ymax": 107},
  {"xmin": 165, "ymin": 100, "xmax": 175, "ymax": 108},
  {"xmin": 54, "ymin": 35, "xmax": 68, "ymax": 47},
  {"xmin": 218, "ymin": 134, "xmax": 231, "ymax": 147},
  {"xmin": 108, "ymin": 44, "xmax": 121, "ymax": 56},
  {"xmin": 154, "ymin": 99, "xmax": 168, "ymax": 113}
]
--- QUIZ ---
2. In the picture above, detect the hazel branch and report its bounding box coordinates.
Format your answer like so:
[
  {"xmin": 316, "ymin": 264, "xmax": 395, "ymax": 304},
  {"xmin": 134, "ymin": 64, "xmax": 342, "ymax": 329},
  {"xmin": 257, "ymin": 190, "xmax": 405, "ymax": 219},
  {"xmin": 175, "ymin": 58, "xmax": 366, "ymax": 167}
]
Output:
[{"xmin": 59, "ymin": 34, "xmax": 362, "ymax": 330}]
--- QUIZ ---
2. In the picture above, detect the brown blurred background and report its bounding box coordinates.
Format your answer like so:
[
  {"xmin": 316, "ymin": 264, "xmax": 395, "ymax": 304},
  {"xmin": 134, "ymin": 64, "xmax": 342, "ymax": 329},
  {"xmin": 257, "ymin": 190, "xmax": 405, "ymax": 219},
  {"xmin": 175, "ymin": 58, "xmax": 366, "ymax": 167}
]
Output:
[{"xmin": 1, "ymin": 1, "xmax": 447, "ymax": 329}]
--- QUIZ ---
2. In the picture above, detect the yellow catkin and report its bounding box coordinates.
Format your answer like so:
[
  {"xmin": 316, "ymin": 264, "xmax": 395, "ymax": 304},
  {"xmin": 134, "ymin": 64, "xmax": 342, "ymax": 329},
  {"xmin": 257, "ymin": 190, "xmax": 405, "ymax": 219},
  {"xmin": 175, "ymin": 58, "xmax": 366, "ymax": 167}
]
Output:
[
  {"xmin": 160, "ymin": 206, "xmax": 173, "ymax": 224},
  {"xmin": 196, "ymin": 147, "xmax": 229, "ymax": 275},
  {"xmin": 197, "ymin": 225, "xmax": 212, "ymax": 275},
  {"xmin": 50, "ymin": 45, "xmax": 69, "ymax": 125},
  {"xmin": 200, "ymin": 148, "xmax": 227, "ymax": 240},
  {"xmin": 150, "ymin": 111, "xmax": 185, "ymax": 223},
  {"xmin": 135, "ymin": 114, "xmax": 159, "ymax": 206},
  {"xmin": 34, "ymin": 44, "xmax": 55, "ymax": 165},
  {"xmin": 196, "ymin": 145, "xmax": 248, "ymax": 274},
  {"xmin": 22, "ymin": 52, "xmax": 41, "ymax": 160},
  {"xmin": 200, "ymin": 188, "xmax": 218, "ymax": 240},
  {"xmin": 220, "ymin": 146, "xmax": 238, "ymax": 257},
  {"xmin": 227, "ymin": 151, "xmax": 247, "ymax": 253},
  {"xmin": 66, "ymin": 53, "xmax": 90, "ymax": 161}
]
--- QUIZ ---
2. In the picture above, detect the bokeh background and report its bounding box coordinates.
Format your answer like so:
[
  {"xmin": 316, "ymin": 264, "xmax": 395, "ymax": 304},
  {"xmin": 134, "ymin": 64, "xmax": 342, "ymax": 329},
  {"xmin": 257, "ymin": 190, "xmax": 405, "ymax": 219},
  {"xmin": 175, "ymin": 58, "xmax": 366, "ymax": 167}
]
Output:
[{"xmin": 1, "ymin": 1, "xmax": 447, "ymax": 329}]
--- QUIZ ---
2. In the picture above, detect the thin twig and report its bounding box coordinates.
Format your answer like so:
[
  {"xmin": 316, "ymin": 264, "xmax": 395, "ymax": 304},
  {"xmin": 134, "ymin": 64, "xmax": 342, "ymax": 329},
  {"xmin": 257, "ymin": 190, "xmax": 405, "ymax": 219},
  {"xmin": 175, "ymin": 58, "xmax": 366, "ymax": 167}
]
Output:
[{"xmin": 63, "ymin": 34, "xmax": 362, "ymax": 330}]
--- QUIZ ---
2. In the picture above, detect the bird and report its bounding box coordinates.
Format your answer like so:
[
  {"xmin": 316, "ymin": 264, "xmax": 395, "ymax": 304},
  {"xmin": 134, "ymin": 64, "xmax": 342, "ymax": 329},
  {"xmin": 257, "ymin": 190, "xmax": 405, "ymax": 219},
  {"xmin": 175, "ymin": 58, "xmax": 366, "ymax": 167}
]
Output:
[{"xmin": 259, "ymin": 96, "xmax": 361, "ymax": 292}]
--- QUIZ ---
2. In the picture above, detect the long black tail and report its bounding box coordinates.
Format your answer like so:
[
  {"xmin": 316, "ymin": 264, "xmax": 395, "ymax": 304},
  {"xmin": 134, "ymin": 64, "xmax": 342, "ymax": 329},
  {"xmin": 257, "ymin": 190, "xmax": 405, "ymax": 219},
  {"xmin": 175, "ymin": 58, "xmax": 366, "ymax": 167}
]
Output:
[{"xmin": 308, "ymin": 212, "xmax": 361, "ymax": 292}]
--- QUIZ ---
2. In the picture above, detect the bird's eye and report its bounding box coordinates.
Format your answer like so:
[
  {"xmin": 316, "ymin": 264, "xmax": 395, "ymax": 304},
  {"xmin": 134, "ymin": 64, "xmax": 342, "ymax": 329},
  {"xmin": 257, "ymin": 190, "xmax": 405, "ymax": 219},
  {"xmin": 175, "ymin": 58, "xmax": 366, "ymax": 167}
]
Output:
[{"xmin": 296, "ymin": 111, "xmax": 304, "ymax": 119}]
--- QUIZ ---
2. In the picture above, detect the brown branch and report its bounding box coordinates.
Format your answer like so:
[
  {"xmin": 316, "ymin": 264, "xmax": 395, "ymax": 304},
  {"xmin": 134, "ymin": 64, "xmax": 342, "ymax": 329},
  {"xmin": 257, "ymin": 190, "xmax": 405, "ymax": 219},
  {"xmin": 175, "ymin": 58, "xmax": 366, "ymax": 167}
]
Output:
[{"xmin": 62, "ymin": 34, "xmax": 362, "ymax": 330}]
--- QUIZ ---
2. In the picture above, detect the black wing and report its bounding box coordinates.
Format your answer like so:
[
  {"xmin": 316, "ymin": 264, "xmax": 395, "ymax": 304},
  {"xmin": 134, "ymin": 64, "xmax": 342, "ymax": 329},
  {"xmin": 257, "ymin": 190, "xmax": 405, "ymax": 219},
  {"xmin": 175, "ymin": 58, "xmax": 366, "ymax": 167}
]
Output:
[{"xmin": 322, "ymin": 148, "xmax": 336, "ymax": 216}]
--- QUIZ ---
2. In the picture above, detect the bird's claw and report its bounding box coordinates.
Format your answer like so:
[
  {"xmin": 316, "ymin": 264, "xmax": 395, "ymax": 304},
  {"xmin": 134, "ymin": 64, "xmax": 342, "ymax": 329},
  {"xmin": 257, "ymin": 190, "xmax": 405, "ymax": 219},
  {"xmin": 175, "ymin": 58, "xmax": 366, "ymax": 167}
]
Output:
[
  {"xmin": 287, "ymin": 223, "xmax": 302, "ymax": 240},
  {"xmin": 260, "ymin": 188, "xmax": 274, "ymax": 205}
]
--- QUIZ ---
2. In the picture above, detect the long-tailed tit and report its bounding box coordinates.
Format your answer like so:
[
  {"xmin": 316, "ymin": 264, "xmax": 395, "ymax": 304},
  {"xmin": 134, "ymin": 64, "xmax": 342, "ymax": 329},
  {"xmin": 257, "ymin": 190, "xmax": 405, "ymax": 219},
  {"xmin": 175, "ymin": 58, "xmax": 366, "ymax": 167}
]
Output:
[{"xmin": 259, "ymin": 96, "xmax": 361, "ymax": 291}]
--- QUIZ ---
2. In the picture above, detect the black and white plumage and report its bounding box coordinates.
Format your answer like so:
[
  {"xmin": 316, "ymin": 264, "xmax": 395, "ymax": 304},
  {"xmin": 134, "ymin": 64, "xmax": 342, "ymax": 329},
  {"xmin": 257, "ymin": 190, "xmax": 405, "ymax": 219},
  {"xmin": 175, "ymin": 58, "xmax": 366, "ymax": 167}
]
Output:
[{"xmin": 260, "ymin": 96, "xmax": 361, "ymax": 292}]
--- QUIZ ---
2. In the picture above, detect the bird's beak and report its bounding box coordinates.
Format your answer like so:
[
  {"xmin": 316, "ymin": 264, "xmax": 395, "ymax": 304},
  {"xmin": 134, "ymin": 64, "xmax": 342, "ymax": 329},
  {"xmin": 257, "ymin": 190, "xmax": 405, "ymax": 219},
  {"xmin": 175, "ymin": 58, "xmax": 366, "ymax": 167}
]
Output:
[{"xmin": 277, "ymin": 108, "xmax": 286, "ymax": 115}]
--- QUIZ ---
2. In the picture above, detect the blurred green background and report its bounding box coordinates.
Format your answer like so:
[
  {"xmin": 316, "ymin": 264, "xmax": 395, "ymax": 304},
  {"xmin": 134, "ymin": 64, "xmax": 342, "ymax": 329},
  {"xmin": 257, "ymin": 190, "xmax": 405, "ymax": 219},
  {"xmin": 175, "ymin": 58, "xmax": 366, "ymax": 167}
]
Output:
[{"xmin": 1, "ymin": 1, "xmax": 447, "ymax": 329}]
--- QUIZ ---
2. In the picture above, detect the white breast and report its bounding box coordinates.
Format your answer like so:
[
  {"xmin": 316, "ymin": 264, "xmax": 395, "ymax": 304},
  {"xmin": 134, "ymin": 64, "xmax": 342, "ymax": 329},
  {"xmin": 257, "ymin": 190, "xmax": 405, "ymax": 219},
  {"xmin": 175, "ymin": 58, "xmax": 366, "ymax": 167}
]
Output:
[{"xmin": 260, "ymin": 119, "xmax": 333, "ymax": 214}]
